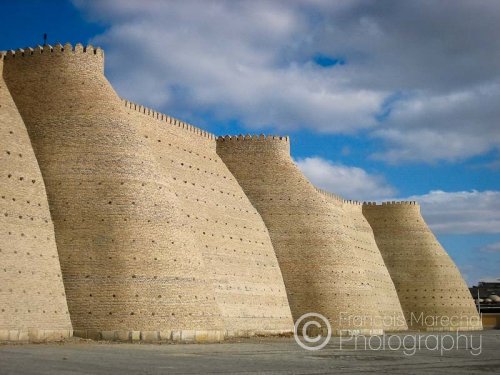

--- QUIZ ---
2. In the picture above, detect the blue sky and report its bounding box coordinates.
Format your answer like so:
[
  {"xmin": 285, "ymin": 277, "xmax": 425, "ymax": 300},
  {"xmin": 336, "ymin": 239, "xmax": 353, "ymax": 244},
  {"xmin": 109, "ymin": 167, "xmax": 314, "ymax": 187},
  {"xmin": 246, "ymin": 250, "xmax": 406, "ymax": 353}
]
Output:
[{"xmin": 1, "ymin": 0, "xmax": 499, "ymax": 285}]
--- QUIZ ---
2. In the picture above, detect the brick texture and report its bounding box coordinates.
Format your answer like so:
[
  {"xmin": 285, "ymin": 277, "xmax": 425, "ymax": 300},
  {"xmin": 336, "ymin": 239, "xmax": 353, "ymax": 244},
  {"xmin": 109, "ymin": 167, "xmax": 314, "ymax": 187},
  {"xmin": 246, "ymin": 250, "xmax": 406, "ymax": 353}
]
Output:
[
  {"xmin": 0, "ymin": 43, "xmax": 481, "ymax": 340},
  {"xmin": 123, "ymin": 100, "xmax": 293, "ymax": 334},
  {"xmin": 217, "ymin": 135, "xmax": 386, "ymax": 335},
  {"xmin": 363, "ymin": 202, "xmax": 482, "ymax": 331},
  {"xmin": 3, "ymin": 44, "xmax": 224, "ymax": 340},
  {"xmin": 319, "ymin": 191, "xmax": 407, "ymax": 331},
  {"xmin": 0, "ymin": 52, "xmax": 72, "ymax": 341}
]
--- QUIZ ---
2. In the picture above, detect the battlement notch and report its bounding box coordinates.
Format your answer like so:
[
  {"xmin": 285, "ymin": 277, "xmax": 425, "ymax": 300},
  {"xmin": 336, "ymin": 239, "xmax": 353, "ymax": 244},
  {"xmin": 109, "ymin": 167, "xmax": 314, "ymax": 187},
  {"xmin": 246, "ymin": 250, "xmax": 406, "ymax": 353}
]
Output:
[{"xmin": 343, "ymin": 199, "xmax": 363, "ymax": 206}]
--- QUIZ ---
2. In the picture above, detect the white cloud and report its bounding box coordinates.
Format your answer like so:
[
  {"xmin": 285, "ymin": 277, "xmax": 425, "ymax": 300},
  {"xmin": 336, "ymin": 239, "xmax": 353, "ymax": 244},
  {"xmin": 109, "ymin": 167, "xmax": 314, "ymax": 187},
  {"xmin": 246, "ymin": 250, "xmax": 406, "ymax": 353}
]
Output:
[
  {"xmin": 403, "ymin": 190, "xmax": 500, "ymax": 235},
  {"xmin": 75, "ymin": 0, "xmax": 385, "ymax": 133},
  {"xmin": 295, "ymin": 160, "xmax": 500, "ymax": 236},
  {"xmin": 481, "ymin": 242, "xmax": 500, "ymax": 253},
  {"xmin": 74, "ymin": 0, "xmax": 500, "ymax": 163},
  {"xmin": 372, "ymin": 84, "xmax": 500, "ymax": 163},
  {"xmin": 296, "ymin": 156, "xmax": 395, "ymax": 200}
]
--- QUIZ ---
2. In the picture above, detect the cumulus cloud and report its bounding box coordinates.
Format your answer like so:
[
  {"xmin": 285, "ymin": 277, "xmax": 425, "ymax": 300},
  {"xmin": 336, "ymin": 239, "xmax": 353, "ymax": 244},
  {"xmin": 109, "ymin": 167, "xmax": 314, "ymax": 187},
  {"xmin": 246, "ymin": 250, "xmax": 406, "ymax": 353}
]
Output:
[
  {"xmin": 296, "ymin": 156, "xmax": 395, "ymax": 200},
  {"xmin": 74, "ymin": 0, "xmax": 384, "ymax": 133},
  {"xmin": 372, "ymin": 84, "xmax": 500, "ymax": 163},
  {"xmin": 74, "ymin": 0, "xmax": 500, "ymax": 163},
  {"xmin": 403, "ymin": 190, "xmax": 500, "ymax": 235}
]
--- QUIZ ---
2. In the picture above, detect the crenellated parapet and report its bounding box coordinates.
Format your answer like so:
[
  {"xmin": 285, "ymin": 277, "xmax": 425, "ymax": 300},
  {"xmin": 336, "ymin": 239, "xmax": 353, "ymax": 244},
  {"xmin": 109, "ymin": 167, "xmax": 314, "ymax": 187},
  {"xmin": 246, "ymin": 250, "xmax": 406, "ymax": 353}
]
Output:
[
  {"xmin": 316, "ymin": 187, "xmax": 361, "ymax": 206},
  {"xmin": 315, "ymin": 187, "xmax": 344, "ymax": 202},
  {"xmin": 122, "ymin": 99, "xmax": 216, "ymax": 140},
  {"xmin": 2, "ymin": 43, "xmax": 109, "ymax": 117},
  {"xmin": 362, "ymin": 200, "xmax": 421, "ymax": 219},
  {"xmin": 2, "ymin": 43, "xmax": 104, "ymax": 73},
  {"xmin": 315, "ymin": 187, "xmax": 373, "ymax": 206},
  {"xmin": 2, "ymin": 43, "xmax": 103, "ymax": 58},
  {"xmin": 343, "ymin": 199, "xmax": 363, "ymax": 206},
  {"xmin": 363, "ymin": 200, "xmax": 418, "ymax": 206},
  {"xmin": 217, "ymin": 134, "xmax": 290, "ymax": 142},
  {"xmin": 216, "ymin": 134, "xmax": 290, "ymax": 156}
]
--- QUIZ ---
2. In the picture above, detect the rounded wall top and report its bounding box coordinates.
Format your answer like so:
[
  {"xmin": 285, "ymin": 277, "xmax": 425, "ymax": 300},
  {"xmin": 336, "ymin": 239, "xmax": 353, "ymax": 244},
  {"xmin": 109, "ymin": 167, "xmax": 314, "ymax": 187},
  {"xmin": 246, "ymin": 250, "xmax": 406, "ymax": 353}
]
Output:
[
  {"xmin": 362, "ymin": 201, "xmax": 419, "ymax": 208},
  {"xmin": 2, "ymin": 43, "xmax": 104, "ymax": 60},
  {"xmin": 216, "ymin": 134, "xmax": 291, "ymax": 155},
  {"xmin": 2, "ymin": 43, "xmax": 104, "ymax": 73},
  {"xmin": 216, "ymin": 134, "xmax": 290, "ymax": 143}
]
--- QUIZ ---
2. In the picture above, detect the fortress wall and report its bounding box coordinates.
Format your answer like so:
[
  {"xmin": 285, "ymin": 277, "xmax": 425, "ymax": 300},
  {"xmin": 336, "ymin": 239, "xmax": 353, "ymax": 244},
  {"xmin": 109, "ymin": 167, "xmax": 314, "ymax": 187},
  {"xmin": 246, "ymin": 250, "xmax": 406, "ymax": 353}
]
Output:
[
  {"xmin": 0, "ymin": 53, "xmax": 72, "ymax": 342},
  {"xmin": 123, "ymin": 101, "xmax": 293, "ymax": 335},
  {"xmin": 3, "ymin": 44, "xmax": 225, "ymax": 342},
  {"xmin": 122, "ymin": 100, "xmax": 217, "ymax": 144},
  {"xmin": 363, "ymin": 202, "xmax": 482, "ymax": 331},
  {"xmin": 216, "ymin": 135, "xmax": 385, "ymax": 335},
  {"xmin": 321, "ymin": 193, "xmax": 407, "ymax": 331}
]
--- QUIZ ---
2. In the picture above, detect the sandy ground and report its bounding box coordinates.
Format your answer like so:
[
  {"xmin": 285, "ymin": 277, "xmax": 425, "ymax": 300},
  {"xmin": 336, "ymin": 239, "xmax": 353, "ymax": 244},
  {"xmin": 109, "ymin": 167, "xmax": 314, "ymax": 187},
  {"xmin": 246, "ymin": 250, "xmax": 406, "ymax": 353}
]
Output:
[{"xmin": 1, "ymin": 330, "xmax": 499, "ymax": 374}]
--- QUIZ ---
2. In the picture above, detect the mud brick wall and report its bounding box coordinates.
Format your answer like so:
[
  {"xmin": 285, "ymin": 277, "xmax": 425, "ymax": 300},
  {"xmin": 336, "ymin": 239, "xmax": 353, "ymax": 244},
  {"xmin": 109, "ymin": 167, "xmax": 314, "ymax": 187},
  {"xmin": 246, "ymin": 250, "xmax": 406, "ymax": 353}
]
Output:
[
  {"xmin": 217, "ymin": 135, "xmax": 385, "ymax": 335},
  {"xmin": 363, "ymin": 202, "xmax": 481, "ymax": 331},
  {"xmin": 0, "ymin": 52, "xmax": 72, "ymax": 342},
  {"xmin": 3, "ymin": 44, "xmax": 224, "ymax": 341},
  {"xmin": 123, "ymin": 100, "xmax": 293, "ymax": 335}
]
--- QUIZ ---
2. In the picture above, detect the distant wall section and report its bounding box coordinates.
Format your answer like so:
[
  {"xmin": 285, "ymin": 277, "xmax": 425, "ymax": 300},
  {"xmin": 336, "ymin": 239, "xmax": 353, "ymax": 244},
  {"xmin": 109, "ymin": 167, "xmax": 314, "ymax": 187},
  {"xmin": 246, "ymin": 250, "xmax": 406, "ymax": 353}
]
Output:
[
  {"xmin": 363, "ymin": 202, "xmax": 482, "ymax": 331},
  {"xmin": 319, "ymin": 190, "xmax": 407, "ymax": 331},
  {"xmin": 217, "ymin": 135, "xmax": 385, "ymax": 335}
]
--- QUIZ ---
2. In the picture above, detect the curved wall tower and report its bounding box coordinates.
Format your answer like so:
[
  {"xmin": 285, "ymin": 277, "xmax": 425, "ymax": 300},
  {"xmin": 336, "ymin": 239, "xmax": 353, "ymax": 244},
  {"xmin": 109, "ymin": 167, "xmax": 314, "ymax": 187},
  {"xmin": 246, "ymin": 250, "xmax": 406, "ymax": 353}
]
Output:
[
  {"xmin": 1, "ymin": 41, "xmax": 479, "ymax": 339},
  {"xmin": 3, "ymin": 44, "xmax": 224, "ymax": 342},
  {"xmin": 363, "ymin": 202, "xmax": 482, "ymax": 331},
  {"xmin": 0, "ymin": 53, "xmax": 72, "ymax": 341},
  {"xmin": 319, "ymin": 191, "xmax": 407, "ymax": 331},
  {"xmin": 122, "ymin": 101, "xmax": 293, "ymax": 336},
  {"xmin": 217, "ymin": 135, "xmax": 384, "ymax": 335}
]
